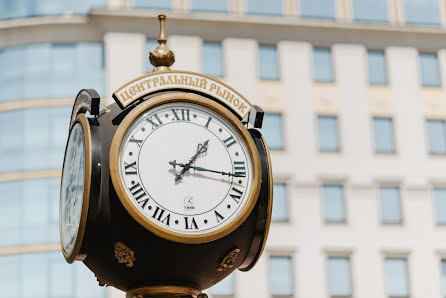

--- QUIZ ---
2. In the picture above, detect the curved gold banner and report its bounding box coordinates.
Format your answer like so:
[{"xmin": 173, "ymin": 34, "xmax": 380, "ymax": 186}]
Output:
[{"xmin": 112, "ymin": 71, "xmax": 253, "ymax": 118}]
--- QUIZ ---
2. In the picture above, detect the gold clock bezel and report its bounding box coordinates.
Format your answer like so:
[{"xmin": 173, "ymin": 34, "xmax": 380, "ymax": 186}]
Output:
[
  {"xmin": 109, "ymin": 92, "xmax": 262, "ymax": 244},
  {"xmin": 60, "ymin": 113, "xmax": 92, "ymax": 263}
]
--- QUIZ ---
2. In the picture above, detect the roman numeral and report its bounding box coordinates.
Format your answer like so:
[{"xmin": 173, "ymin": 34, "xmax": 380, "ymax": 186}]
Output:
[
  {"xmin": 229, "ymin": 187, "xmax": 243, "ymax": 204},
  {"xmin": 223, "ymin": 136, "xmax": 236, "ymax": 148},
  {"xmin": 205, "ymin": 117, "xmax": 212, "ymax": 128},
  {"xmin": 171, "ymin": 109, "xmax": 190, "ymax": 121},
  {"xmin": 152, "ymin": 207, "xmax": 170, "ymax": 226},
  {"xmin": 146, "ymin": 113, "xmax": 163, "ymax": 129},
  {"xmin": 137, "ymin": 198, "xmax": 150, "ymax": 208},
  {"xmin": 124, "ymin": 161, "xmax": 137, "ymax": 175},
  {"xmin": 184, "ymin": 216, "xmax": 199, "ymax": 230},
  {"xmin": 129, "ymin": 136, "xmax": 143, "ymax": 147},
  {"xmin": 214, "ymin": 210, "xmax": 224, "ymax": 223},
  {"xmin": 233, "ymin": 161, "xmax": 246, "ymax": 177},
  {"xmin": 129, "ymin": 183, "xmax": 146, "ymax": 200}
]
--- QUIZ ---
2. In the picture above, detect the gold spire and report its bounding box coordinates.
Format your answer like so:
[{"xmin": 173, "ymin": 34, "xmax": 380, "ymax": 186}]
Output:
[{"xmin": 149, "ymin": 15, "xmax": 175, "ymax": 72}]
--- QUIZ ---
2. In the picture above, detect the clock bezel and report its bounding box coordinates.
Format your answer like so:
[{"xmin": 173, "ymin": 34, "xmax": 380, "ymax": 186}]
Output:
[
  {"xmin": 109, "ymin": 92, "xmax": 262, "ymax": 244},
  {"xmin": 60, "ymin": 113, "xmax": 92, "ymax": 263}
]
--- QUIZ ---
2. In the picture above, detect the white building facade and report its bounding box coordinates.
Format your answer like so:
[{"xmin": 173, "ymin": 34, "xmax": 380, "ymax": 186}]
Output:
[{"xmin": 2, "ymin": 0, "xmax": 446, "ymax": 297}]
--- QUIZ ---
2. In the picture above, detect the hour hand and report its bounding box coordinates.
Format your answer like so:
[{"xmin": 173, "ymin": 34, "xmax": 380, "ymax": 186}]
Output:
[{"xmin": 190, "ymin": 166, "xmax": 245, "ymax": 177}]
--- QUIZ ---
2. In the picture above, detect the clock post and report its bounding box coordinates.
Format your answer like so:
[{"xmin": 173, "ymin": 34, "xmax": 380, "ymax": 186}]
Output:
[{"xmin": 59, "ymin": 14, "xmax": 273, "ymax": 298}]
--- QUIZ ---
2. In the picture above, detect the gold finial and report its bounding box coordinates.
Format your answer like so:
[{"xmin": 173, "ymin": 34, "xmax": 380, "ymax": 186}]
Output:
[{"xmin": 149, "ymin": 14, "xmax": 175, "ymax": 72}]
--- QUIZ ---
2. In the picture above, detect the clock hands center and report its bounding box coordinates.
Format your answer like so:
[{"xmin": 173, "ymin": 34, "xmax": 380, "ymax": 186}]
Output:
[{"xmin": 169, "ymin": 140, "xmax": 209, "ymax": 181}]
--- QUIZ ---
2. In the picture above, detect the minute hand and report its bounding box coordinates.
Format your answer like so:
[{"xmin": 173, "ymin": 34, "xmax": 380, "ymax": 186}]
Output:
[{"xmin": 190, "ymin": 166, "xmax": 245, "ymax": 177}]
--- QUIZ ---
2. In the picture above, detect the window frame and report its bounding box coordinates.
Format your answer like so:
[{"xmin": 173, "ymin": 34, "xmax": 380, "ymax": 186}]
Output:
[
  {"xmin": 377, "ymin": 185, "xmax": 404, "ymax": 225},
  {"xmin": 326, "ymin": 254, "xmax": 354, "ymax": 298},
  {"xmin": 271, "ymin": 182, "xmax": 289, "ymax": 223},
  {"xmin": 419, "ymin": 52, "xmax": 442, "ymax": 88},
  {"xmin": 317, "ymin": 115, "xmax": 341, "ymax": 153},
  {"xmin": 313, "ymin": 48, "xmax": 335, "ymax": 83},
  {"xmin": 383, "ymin": 255, "xmax": 411, "ymax": 298},
  {"xmin": 262, "ymin": 112, "xmax": 286, "ymax": 151},
  {"xmin": 321, "ymin": 183, "xmax": 347, "ymax": 224},
  {"xmin": 258, "ymin": 44, "xmax": 280, "ymax": 81},
  {"xmin": 372, "ymin": 117, "xmax": 396, "ymax": 154},
  {"xmin": 268, "ymin": 254, "xmax": 294, "ymax": 298},
  {"xmin": 202, "ymin": 41, "xmax": 224, "ymax": 78},
  {"xmin": 367, "ymin": 50, "xmax": 389, "ymax": 86},
  {"xmin": 425, "ymin": 119, "xmax": 446, "ymax": 155}
]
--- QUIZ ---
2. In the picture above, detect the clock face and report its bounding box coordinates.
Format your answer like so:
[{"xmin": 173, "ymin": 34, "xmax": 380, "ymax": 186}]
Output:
[
  {"xmin": 60, "ymin": 122, "xmax": 86, "ymax": 255},
  {"xmin": 112, "ymin": 96, "xmax": 260, "ymax": 242}
]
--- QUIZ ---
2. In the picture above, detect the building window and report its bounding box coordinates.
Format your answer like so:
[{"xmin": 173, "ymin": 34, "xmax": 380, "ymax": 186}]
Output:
[
  {"xmin": 262, "ymin": 113, "xmax": 285, "ymax": 150},
  {"xmin": 419, "ymin": 53, "xmax": 441, "ymax": 87},
  {"xmin": 134, "ymin": 0, "xmax": 172, "ymax": 9},
  {"xmin": 323, "ymin": 185, "xmax": 345, "ymax": 223},
  {"xmin": 368, "ymin": 51, "xmax": 388, "ymax": 85},
  {"xmin": 0, "ymin": 252, "xmax": 106, "ymax": 297},
  {"xmin": 209, "ymin": 273, "xmax": 234, "ymax": 297},
  {"xmin": 0, "ymin": 179, "xmax": 60, "ymax": 247},
  {"xmin": 259, "ymin": 45, "xmax": 279, "ymax": 80},
  {"xmin": 426, "ymin": 120, "xmax": 446, "ymax": 154},
  {"xmin": 353, "ymin": 0, "xmax": 388, "ymax": 22},
  {"xmin": 441, "ymin": 259, "xmax": 446, "ymax": 296},
  {"xmin": 433, "ymin": 188, "xmax": 446, "ymax": 224},
  {"xmin": 318, "ymin": 116, "xmax": 340, "ymax": 152},
  {"xmin": 147, "ymin": 39, "xmax": 158, "ymax": 73},
  {"xmin": 191, "ymin": 0, "xmax": 229, "ymax": 12},
  {"xmin": 403, "ymin": 0, "xmax": 440, "ymax": 25},
  {"xmin": 272, "ymin": 184, "xmax": 288, "ymax": 222},
  {"xmin": 327, "ymin": 257, "xmax": 352, "ymax": 297},
  {"xmin": 203, "ymin": 42, "xmax": 224, "ymax": 77},
  {"xmin": 385, "ymin": 258, "xmax": 409, "ymax": 298},
  {"xmin": 0, "ymin": 43, "xmax": 105, "ymax": 103},
  {"xmin": 379, "ymin": 186, "xmax": 402, "ymax": 224},
  {"xmin": 373, "ymin": 117, "xmax": 395, "ymax": 153},
  {"xmin": 0, "ymin": 0, "xmax": 105, "ymax": 20},
  {"xmin": 313, "ymin": 48, "xmax": 334, "ymax": 82},
  {"xmin": 300, "ymin": 0, "xmax": 336, "ymax": 19},
  {"xmin": 0, "ymin": 107, "xmax": 71, "ymax": 173},
  {"xmin": 269, "ymin": 256, "xmax": 293, "ymax": 297},
  {"xmin": 246, "ymin": 0, "xmax": 283, "ymax": 15}
]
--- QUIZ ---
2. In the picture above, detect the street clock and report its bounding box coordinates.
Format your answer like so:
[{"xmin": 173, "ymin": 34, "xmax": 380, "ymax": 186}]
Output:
[{"xmin": 60, "ymin": 15, "xmax": 273, "ymax": 298}]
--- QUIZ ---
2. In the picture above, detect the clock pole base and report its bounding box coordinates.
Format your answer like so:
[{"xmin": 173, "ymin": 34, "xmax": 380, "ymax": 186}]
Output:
[{"xmin": 126, "ymin": 285, "xmax": 207, "ymax": 298}]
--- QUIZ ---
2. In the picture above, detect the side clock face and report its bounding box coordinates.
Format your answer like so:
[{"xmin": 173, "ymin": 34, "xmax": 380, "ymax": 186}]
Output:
[
  {"xmin": 110, "ymin": 94, "xmax": 260, "ymax": 243},
  {"xmin": 60, "ymin": 114, "xmax": 91, "ymax": 262}
]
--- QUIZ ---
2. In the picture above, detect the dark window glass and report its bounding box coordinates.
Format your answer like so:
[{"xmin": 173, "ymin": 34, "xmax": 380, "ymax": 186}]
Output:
[
  {"xmin": 134, "ymin": 0, "xmax": 172, "ymax": 9},
  {"xmin": 385, "ymin": 258, "xmax": 409, "ymax": 297},
  {"xmin": 300, "ymin": 0, "xmax": 336, "ymax": 19},
  {"xmin": 373, "ymin": 117, "xmax": 395, "ymax": 153},
  {"xmin": 419, "ymin": 54, "xmax": 441, "ymax": 87},
  {"xmin": 259, "ymin": 45, "xmax": 279, "ymax": 80},
  {"xmin": 0, "ymin": 106, "xmax": 71, "ymax": 173},
  {"xmin": 327, "ymin": 257, "xmax": 352, "ymax": 296},
  {"xmin": 262, "ymin": 114, "xmax": 285, "ymax": 150},
  {"xmin": 0, "ymin": 0, "xmax": 105, "ymax": 20},
  {"xmin": 191, "ymin": 0, "xmax": 229, "ymax": 12},
  {"xmin": 403, "ymin": 0, "xmax": 440, "ymax": 25},
  {"xmin": 426, "ymin": 120, "xmax": 446, "ymax": 154},
  {"xmin": 270, "ymin": 256, "xmax": 293, "ymax": 296},
  {"xmin": 323, "ymin": 185, "xmax": 345, "ymax": 223},
  {"xmin": 368, "ymin": 51, "xmax": 388, "ymax": 85},
  {"xmin": 379, "ymin": 186, "xmax": 402, "ymax": 224},
  {"xmin": 247, "ymin": 0, "xmax": 283, "ymax": 15},
  {"xmin": 353, "ymin": 0, "xmax": 388, "ymax": 22},
  {"xmin": 434, "ymin": 188, "xmax": 446, "ymax": 224},
  {"xmin": 313, "ymin": 49, "xmax": 334, "ymax": 82},
  {"xmin": 203, "ymin": 42, "xmax": 224, "ymax": 77},
  {"xmin": 272, "ymin": 184, "xmax": 288, "ymax": 222},
  {"xmin": 318, "ymin": 116, "xmax": 339, "ymax": 152},
  {"xmin": 0, "ymin": 43, "xmax": 105, "ymax": 103},
  {"xmin": 0, "ymin": 252, "xmax": 106, "ymax": 297},
  {"xmin": 0, "ymin": 178, "xmax": 60, "ymax": 247}
]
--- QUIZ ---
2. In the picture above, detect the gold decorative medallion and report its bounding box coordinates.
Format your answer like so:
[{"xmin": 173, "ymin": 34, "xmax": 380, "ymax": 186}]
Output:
[
  {"xmin": 114, "ymin": 242, "xmax": 136, "ymax": 268},
  {"xmin": 218, "ymin": 248, "xmax": 241, "ymax": 271}
]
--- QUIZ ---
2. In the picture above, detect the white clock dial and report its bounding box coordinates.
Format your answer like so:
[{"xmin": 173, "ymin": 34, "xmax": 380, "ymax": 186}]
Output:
[
  {"xmin": 117, "ymin": 102, "xmax": 254, "ymax": 236},
  {"xmin": 60, "ymin": 122, "xmax": 86, "ymax": 254}
]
